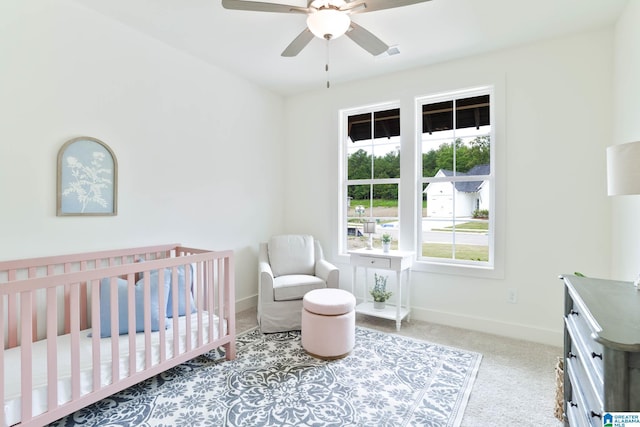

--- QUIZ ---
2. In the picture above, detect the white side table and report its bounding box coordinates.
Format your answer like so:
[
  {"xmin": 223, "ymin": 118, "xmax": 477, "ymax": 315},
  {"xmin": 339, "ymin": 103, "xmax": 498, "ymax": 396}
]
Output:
[{"xmin": 348, "ymin": 248, "xmax": 414, "ymax": 331}]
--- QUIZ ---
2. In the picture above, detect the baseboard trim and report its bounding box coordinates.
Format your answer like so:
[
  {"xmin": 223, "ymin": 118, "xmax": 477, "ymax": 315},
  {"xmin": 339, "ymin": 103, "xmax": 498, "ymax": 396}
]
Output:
[
  {"xmin": 235, "ymin": 297, "xmax": 563, "ymax": 347},
  {"xmin": 236, "ymin": 295, "xmax": 257, "ymax": 314},
  {"xmin": 410, "ymin": 307, "xmax": 563, "ymax": 347}
]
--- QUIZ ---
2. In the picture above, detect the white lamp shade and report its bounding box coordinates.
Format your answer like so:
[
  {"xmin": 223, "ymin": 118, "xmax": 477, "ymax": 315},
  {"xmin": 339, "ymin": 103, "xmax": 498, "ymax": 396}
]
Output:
[
  {"xmin": 607, "ymin": 141, "xmax": 640, "ymax": 196},
  {"xmin": 306, "ymin": 9, "xmax": 350, "ymax": 40},
  {"xmin": 363, "ymin": 221, "xmax": 376, "ymax": 234}
]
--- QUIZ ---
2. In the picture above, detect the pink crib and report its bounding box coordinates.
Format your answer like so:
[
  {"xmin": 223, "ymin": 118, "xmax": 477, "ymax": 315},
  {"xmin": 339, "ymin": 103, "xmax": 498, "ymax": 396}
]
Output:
[{"xmin": 0, "ymin": 243, "xmax": 235, "ymax": 426}]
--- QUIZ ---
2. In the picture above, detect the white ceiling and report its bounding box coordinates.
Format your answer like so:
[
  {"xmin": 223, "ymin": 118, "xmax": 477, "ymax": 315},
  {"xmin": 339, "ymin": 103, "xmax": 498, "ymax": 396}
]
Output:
[{"xmin": 77, "ymin": 0, "xmax": 628, "ymax": 96}]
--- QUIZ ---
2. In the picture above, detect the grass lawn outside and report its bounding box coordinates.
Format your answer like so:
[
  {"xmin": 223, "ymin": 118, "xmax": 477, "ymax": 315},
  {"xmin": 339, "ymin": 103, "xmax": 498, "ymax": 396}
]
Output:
[
  {"xmin": 431, "ymin": 221, "xmax": 489, "ymax": 234},
  {"xmin": 423, "ymin": 243, "xmax": 489, "ymax": 262}
]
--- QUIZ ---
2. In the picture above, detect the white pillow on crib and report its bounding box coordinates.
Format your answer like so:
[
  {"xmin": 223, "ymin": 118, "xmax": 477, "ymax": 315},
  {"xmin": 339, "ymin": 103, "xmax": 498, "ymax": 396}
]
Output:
[{"xmin": 97, "ymin": 272, "xmax": 170, "ymax": 338}]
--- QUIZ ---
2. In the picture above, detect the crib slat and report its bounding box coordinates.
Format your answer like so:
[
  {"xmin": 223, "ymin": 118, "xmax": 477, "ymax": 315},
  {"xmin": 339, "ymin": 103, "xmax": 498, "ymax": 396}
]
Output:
[
  {"xmin": 0, "ymin": 295, "xmax": 5, "ymax": 425},
  {"xmin": 79, "ymin": 261, "xmax": 88, "ymax": 331},
  {"xmin": 46, "ymin": 287, "xmax": 58, "ymax": 413},
  {"xmin": 195, "ymin": 262, "xmax": 203, "ymax": 348},
  {"xmin": 207, "ymin": 259, "xmax": 215, "ymax": 344},
  {"xmin": 20, "ymin": 291, "xmax": 33, "ymax": 423},
  {"xmin": 141, "ymin": 274, "xmax": 151, "ymax": 371},
  {"xmin": 91, "ymin": 280, "xmax": 101, "ymax": 392},
  {"xmin": 157, "ymin": 269, "xmax": 167, "ymax": 363},
  {"xmin": 223, "ymin": 255, "xmax": 236, "ymax": 359},
  {"xmin": 182, "ymin": 265, "xmax": 191, "ymax": 353},
  {"xmin": 109, "ymin": 278, "xmax": 120, "ymax": 383},
  {"xmin": 7, "ymin": 270, "xmax": 17, "ymax": 349},
  {"xmin": 69, "ymin": 284, "xmax": 81, "ymax": 399},
  {"xmin": 29, "ymin": 267, "xmax": 38, "ymax": 342},
  {"xmin": 127, "ymin": 274, "xmax": 136, "ymax": 377}
]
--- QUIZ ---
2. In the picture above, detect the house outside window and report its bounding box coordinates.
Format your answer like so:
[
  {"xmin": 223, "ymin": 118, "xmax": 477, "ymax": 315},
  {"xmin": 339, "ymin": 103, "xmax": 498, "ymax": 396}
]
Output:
[
  {"xmin": 340, "ymin": 104, "xmax": 400, "ymax": 252},
  {"xmin": 418, "ymin": 87, "xmax": 494, "ymax": 267}
]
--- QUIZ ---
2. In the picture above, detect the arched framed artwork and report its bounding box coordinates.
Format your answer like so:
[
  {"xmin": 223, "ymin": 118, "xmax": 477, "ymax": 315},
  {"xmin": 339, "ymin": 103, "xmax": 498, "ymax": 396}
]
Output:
[{"xmin": 57, "ymin": 136, "xmax": 118, "ymax": 216}]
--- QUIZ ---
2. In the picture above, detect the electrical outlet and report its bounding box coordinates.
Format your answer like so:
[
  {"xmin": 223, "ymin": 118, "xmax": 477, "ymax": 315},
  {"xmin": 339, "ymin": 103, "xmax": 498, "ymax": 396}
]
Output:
[{"xmin": 508, "ymin": 288, "xmax": 518, "ymax": 304}]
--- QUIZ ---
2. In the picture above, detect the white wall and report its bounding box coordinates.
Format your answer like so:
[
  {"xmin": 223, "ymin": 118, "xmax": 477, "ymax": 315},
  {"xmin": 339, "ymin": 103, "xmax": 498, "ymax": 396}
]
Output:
[
  {"xmin": 284, "ymin": 29, "xmax": 615, "ymax": 346},
  {"xmin": 0, "ymin": 1, "xmax": 286, "ymax": 310},
  {"xmin": 611, "ymin": 1, "xmax": 640, "ymax": 280}
]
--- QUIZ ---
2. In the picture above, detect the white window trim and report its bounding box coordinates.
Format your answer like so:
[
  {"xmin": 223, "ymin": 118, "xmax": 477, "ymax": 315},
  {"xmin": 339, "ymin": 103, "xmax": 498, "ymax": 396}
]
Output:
[
  {"xmin": 413, "ymin": 85, "xmax": 502, "ymax": 278},
  {"xmin": 338, "ymin": 101, "xmax": 401, "ymax": 257}
]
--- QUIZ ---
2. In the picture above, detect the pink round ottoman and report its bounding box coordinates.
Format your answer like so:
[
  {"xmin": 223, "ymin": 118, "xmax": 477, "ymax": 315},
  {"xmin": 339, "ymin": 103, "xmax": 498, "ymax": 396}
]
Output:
[{"xmin": 301, "ymin": 288, "xmax": 356, "ymax": 359}]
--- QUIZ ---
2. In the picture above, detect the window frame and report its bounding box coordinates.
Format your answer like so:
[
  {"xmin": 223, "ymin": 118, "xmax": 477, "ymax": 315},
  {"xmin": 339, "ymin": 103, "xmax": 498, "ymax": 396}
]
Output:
[
  {"xmin": 337, "ymin": 85, "xmax": 503, "ymax": 279},
  {"xmin": 414, "ymin": 85, "xmax": 498, "ymax": 275},
  {"xmin": 338, "ymin": 101, "xmax": 401, "ymax": 255}
]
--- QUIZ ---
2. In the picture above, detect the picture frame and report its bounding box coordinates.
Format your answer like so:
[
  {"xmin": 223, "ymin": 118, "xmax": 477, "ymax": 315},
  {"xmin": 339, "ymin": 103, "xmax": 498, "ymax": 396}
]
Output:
[{"xmin": 57, "ymin": 136, "xmax": 118, "ymax": 216}]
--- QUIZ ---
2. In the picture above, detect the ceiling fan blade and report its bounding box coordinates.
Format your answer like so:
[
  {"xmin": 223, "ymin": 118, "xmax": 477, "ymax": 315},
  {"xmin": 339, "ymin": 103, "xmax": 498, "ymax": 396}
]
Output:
[
  {"xmin": 222, "ymin": 0, "xmax": 308, "ymax": 14},
  {"xmin": 281, "ymin": 28, "xmax": 315, "ymax": 57},
  {"xmin": 342, "ymin": 0, "xmax": 431, "ymax": 14},
  {"xmin": 346, "ymin": 22, "xmax": 389, "ymax": 56}
]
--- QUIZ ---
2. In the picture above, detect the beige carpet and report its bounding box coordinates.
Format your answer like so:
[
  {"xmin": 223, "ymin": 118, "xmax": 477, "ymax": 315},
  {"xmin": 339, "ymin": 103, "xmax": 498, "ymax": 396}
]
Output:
[{"xmin": 237, "ymin": 307, "xmax": 564, "ymax": 427}]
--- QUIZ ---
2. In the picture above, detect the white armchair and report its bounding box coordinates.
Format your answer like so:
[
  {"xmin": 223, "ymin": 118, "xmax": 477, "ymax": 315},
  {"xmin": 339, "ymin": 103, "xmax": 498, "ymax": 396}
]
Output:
[{"xmin": 257, "ymin": 234, "xmax": 339, "ymax": 333}]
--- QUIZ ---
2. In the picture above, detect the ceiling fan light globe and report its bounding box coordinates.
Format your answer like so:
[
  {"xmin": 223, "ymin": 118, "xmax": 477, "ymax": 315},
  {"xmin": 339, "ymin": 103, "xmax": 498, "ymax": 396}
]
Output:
[{"xmin": 307, "ymin": 9, "xmax": 351, "ymax": 40}]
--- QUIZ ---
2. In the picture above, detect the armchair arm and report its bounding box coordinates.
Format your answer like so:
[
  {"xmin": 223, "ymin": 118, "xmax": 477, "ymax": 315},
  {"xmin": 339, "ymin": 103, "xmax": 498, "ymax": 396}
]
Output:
[
  {"xmin": 316, "ymin": 258, "xmax": 339, "ymax": 288},
  {"xmin": 258, "ymin": 243, "xmax": 276, "ymax": 303}
]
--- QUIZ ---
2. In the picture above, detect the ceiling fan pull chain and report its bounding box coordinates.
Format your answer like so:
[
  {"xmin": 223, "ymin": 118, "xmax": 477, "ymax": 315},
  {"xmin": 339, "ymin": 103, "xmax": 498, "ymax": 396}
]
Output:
[{"xmin": 326, "ymin": 37, "xmax": 330, "ymax": 89}]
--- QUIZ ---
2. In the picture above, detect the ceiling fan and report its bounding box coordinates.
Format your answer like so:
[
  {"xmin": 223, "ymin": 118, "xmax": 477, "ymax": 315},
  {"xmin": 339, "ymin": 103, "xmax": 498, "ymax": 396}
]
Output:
[{"xmin": 221, "ymin": 0, "xmax": 432, "ymax": 57}]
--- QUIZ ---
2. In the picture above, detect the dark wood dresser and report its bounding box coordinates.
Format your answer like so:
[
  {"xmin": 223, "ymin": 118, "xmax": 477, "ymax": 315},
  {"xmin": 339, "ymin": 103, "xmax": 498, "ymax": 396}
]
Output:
[{"xmin": 561, "ymin": 274, "xmax": 640, "ymax": 426}]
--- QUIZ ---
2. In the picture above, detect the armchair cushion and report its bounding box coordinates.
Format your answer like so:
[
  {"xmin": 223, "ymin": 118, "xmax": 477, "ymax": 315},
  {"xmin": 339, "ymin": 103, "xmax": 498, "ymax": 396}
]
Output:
[
  {"xmin": 268, "ymin": 235, "xmax": 315, "ymax": 277},
  {"xmin": 273, "ymin": 275, "xmax": 327, "ymax": 301}
]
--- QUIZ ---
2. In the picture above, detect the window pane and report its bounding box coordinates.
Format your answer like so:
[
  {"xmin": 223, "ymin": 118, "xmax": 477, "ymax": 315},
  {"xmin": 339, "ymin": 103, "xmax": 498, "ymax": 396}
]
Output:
[
  {"xmin": 347, "ymin": 147, "xmax": 372, "ymax": 180},
  {"xmin": 373, "ymin": 108, "xmax": 400, "ymax": 139},
  {"xmin": 422, "ymin": 100, "xmax": 453, "ymax": 134},
  {"xmin": 373, "ymin": 141, "xmax": 400, "ymax": 179},
  {"xmin": 372, "ymin": 183, "xmax": 398, "ymax": 221},
  {"xmin": 455, "ymin": 135, "xmax": 491, "ymax": 174},
  {"xmin": 422, "ymin": 138, "xmax": 454, "ymax": 177},
  {"xmin": 421, "ymin": 180, "xmax": 490, "ymax": 262},
  {"xmin": 455, "ymin": 95, "xmax": 490, "ymax": 130},
  {"xmin": 347, "ymin": 112, "xmax": 372, "ymax": 142},
  {"xmin": 346, "ymin": 184, "xmax": 371, "ymax": 250},
  {"xmin": 347, "ymin": 184, "xmax": 371, "ymax": 218}
]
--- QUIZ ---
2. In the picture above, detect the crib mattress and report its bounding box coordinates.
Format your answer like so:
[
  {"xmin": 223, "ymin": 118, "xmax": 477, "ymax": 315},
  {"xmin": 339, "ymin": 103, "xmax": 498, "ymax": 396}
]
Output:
[{"xmin": 4, "ymin": 312, "xmax": 224, "ymax": 426}]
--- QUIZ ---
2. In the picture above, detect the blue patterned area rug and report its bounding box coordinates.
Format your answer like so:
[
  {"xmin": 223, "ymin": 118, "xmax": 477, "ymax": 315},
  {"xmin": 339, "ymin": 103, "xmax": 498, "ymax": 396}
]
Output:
[{"xmin": 50, "ymin": 327, "xmax": 482, "ymax": 427}]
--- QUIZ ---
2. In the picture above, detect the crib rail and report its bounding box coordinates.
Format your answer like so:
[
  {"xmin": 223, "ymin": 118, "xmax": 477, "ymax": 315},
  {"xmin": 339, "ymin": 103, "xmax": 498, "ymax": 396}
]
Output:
[{"xmin": 0, "ymin": 245, "xmax": 235, "ymax": 427}]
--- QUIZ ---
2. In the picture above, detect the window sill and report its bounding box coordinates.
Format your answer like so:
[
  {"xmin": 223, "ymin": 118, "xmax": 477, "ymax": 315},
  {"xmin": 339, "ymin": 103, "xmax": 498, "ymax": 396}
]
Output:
[{"xmin": 411, "ymin": 259, "xmax": 504, "ymax": 279}]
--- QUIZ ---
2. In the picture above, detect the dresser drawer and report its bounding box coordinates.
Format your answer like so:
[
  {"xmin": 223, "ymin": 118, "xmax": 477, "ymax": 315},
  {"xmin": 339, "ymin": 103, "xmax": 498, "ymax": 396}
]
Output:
[
  {"xmin": 351, "ymin": 255, "xmax": 391, "ymax": 269},
  {"xmin": 565, "ymin": 308, "xmax": 604, "ymax": 387},
  {"xmin": 566, "ymin": 357, "xmax": 603, "ymax": 427}
]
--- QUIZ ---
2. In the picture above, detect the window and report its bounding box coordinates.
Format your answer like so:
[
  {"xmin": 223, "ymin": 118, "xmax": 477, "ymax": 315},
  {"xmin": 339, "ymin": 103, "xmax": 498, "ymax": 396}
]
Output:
[
  {"xmin": 338, "ymin": 87, "xmax": 496, "ymax": 273},
  {"xmin": 418, "ymin": 87, "xmax": 494, "ymax": 267},
  {"xmin": 340, "ymin": 104, "xmax": 401, "ymax": 252}
]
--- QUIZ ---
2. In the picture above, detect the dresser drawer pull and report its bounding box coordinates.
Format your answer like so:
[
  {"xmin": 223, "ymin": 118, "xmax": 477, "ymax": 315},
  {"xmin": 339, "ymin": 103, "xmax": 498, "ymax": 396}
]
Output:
[
  {"xmin": 570, "ymin": 309, "xmax": 579, "ymax": 316},
  {"xmin": 591, "ymin": 352, "xmax": 603, "ymax": 360},
  {"xmin": 567, "ymin": 352, "xmax": 577, "ymax": 359},
  {"xmin": 591, "ymin": 411, "xmax": 602, "ymax": 419}
]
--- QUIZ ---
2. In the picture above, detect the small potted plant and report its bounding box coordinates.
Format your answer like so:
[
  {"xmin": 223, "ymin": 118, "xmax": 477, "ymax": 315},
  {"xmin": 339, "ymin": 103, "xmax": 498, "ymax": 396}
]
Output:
[
  {"xmin": 370, "ymin": 273, "xmax": 392, "ymax": 309},
  {"xmin": 381, "ymin": 233, "xmax": 392, "ymax": 253}
]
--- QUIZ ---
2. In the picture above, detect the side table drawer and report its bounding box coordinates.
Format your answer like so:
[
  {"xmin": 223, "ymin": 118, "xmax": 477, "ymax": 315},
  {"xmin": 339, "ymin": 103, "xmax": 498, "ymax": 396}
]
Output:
[{"xmin": 352, "ymin": 256, "xmax": 391, "ymax": 269}]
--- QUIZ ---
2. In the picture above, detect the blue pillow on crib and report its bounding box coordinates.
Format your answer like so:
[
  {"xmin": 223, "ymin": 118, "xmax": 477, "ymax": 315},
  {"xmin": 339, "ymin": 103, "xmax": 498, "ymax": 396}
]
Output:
[
  {"xmin": 97, "ymin": 271, "xmax": 170, "ymax": 338},
  {"xmin": 166, "ymin": 264, "xmax": 196, "ymax": 318}
]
